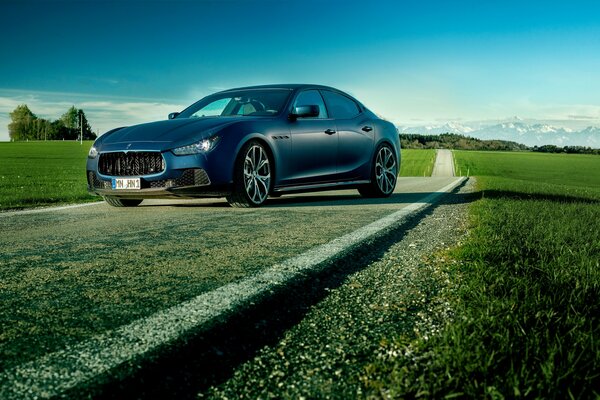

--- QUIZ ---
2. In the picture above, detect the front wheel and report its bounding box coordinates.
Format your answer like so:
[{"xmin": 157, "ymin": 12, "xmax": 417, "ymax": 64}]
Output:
[
  {"xmin": 358, "ymin": 143, "xmax": 398, "ymax": 198},
  {"xmin": 226, "ymin": 141, "xmax": 272, "ymax": 208},
  {"xmin": 104, "ymin": 196, "xmax": 143, "ymax": 207}
]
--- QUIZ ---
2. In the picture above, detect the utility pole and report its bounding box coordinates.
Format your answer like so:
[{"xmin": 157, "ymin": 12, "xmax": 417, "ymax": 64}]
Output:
[{"xmin": 80, "ymin": 112, "xmax": 83, "ymax": 145}]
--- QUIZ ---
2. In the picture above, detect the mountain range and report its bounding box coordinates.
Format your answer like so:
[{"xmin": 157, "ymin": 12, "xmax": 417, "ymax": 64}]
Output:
[{"xmin": 398, "ymin": 120, "xmax": 600, "ymax": 147}]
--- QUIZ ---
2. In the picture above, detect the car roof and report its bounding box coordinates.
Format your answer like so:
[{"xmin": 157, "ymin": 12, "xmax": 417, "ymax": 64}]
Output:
[
  {"xmin": 214, "ymin": 84, "xmax": 368, "ymax": 112},
  {"xmin": 218, "ymin": 84, "xmax": 339, "ymax": 93}
]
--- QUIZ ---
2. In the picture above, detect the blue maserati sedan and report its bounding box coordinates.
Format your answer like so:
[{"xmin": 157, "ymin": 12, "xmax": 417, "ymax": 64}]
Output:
[{"xmin": 86, "ymin": 84, "xmax": 400, "ymax": 207}]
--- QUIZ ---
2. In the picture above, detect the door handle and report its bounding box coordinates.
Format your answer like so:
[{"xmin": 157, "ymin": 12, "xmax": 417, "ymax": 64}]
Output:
[
  {"xmin": 324, "ymin": 129, "xmax": 336, "ymax": 135},
  {"xmin": 362, "ymin": 126, "xmax": 373, "ymax": 132}
]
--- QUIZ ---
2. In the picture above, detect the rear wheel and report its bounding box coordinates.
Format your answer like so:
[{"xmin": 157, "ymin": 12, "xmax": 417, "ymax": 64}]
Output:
[
  {"xmin": 104, "ymin": 196, "xmax": 143, "ymax": 207},
  {"xmin": 226, "ymin": 141, "xmax": 272, "ymax": 208},
  {"xmin": 358, "ymin": 143, "xmax": 397, "ymax": 198}
]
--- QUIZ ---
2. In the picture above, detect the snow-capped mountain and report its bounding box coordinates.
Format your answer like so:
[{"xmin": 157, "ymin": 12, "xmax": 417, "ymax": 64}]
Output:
[
  {"xmin": 399, "ymin": 121, "xmax": 600, "ymax": 147},
  {"xmin": 401, "ymin": 122, "xmax": 474, "ymax": 135}
]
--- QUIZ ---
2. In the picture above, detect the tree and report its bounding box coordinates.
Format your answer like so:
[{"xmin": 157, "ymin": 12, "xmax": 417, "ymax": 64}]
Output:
[
  {"xmin": 47, "ymin": 120, "xmax": 68, "ymax": 140},
  {"xmin": 8, "ymin": 104, "xmax": 97, "ymax": 141},
  {"xmin": 9, "ymin": 104, "xmax": 36, "ymax": 141},
  {"xmin": 60, "ymin": 106, "xmax": 96, "ymax": 140},
  {"xmin": 78, "ymin": 109, "xmax": 96, "ymax": 140},
  {"xmin": 58, "ymin": 106, "xmax": 77, "ymax": 140},
  {"xmin": 60, "ymin": 106, "xmax": 79, "ymax": 130}
]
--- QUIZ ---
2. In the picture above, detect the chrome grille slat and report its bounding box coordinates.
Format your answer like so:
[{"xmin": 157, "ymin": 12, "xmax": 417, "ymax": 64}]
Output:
[{"xmin": 98, "ymin": 152, "xmax": 165, "ymax": 176}]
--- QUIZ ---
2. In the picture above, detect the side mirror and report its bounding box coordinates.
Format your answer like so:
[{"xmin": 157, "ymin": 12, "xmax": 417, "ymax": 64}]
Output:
[
  {"xmin": 168, "ymin": 112, "xmax": 180, "ymax": 120},
  {"xmin": 290, "ymin": 105, "xmax": 320, "ymax": 120}
]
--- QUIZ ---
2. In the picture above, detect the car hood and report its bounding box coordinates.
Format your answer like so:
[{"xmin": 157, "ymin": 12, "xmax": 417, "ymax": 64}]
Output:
[{"xmin": 100, "ymin": 117, "xmax": 250, "ymax": 145}]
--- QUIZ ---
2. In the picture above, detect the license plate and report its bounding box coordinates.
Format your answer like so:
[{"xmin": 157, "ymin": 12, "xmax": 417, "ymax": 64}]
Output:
[{"xmin": 112, "ymin": 178, "xmax": 141, "ymax": 190}]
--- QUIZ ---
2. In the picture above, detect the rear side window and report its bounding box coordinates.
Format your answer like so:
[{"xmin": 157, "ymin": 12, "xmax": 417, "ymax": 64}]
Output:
[
  {"xmin": 321, "ymin": 90, "xmax": 361, "ymax": 119},
  {"xmin": 293, "ymin": 90, "xmax": 328, "ymax": 118}
]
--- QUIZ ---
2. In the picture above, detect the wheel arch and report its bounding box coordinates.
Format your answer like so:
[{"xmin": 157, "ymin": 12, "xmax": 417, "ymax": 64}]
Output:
[
  {"xmin": 231, "ymin": 133, "xmax": 278, "ymax": 191},
  {"xmin": 370, "ymin": 138, "xmax": 399, "ymax": 178}
]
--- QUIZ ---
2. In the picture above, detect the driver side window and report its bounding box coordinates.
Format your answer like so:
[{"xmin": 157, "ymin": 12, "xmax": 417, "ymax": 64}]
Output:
[{"xmin": 293, "ymin": 90, "xmax": 328, "ymax": 119}]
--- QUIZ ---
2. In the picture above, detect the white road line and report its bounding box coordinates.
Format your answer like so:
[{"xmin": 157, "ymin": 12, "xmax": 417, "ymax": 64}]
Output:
[
  {"xmin": 0, "ymin": 201, "xmax": 104, "ymax": 217},
  {"xmin": 0, "ymin": 177, "xmax": 465, "ymax": 399}
]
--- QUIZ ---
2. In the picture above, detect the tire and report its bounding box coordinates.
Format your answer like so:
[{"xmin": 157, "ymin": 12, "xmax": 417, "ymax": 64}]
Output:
[
  {"xmin": 104, "ymin": 196, "xmax": 143, "ymax": 207},
  {"xmin": 358, "ymin": 143, "xmax": 398, "ymax": 198},
  {"xmin": 226, "ymin": 140, "xmax": 272, "ymax": 208}
]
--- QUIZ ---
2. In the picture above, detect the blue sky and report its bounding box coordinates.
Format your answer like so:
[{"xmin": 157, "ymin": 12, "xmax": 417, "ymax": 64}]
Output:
[{"xmin": 1, "ymin": 0, "xmax": 600, "ymax": 140}]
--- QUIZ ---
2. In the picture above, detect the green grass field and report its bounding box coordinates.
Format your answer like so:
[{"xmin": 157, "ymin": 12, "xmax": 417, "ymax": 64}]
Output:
[
  {"xmin": 0, "ymin": 143, "xmax": 433, "ymax": 211},
  {"xmin": 0, "ymin": 141, "xmax": 97, "ymax": 210},
  {"xmin": 364, "ymin": 151, "xmax": 600, "ymax": 398},
  {"xmin": 400, "ymin": 149, "xmax": 435, "ymax": 176}
]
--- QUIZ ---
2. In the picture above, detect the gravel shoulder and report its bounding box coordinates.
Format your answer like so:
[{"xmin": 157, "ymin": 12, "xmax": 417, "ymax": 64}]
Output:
[{"xmin": 204, "ymin": 178, "xmax": 475, "ymax": 399}]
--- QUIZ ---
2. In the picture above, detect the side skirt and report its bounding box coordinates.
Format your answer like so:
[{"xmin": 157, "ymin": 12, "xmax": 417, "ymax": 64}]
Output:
[{"xmin": 272, "ymin": 180, "xmax": 370, "ymax": 195}]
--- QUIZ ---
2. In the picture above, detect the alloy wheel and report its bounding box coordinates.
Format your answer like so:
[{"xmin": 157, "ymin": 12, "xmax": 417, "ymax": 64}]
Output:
[
  {"xmin": 375, "ymin": 146, "xmax": 397, "ymax": 195},
  {"xmin": 243, "ymin": 144, "xmax": 271, "ymax": 204}
]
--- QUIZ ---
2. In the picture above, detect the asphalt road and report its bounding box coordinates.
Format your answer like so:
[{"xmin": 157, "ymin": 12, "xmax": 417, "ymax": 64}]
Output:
[
  {"xmin": 0, "ymin": 175, "xmax": 461, "ymax": 398},
  {"xmin": 431, "ymin": 149, "xmax": 455, "ymax": 177}
]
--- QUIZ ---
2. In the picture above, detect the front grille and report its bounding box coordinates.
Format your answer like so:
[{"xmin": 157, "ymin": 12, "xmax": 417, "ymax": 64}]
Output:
[{"xmin": 98, "ymin": 152, "xmax": 165, "ymax": 176}]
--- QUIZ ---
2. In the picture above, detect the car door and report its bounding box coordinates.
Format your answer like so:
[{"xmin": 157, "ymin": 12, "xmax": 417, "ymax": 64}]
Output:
[
  {"xmin": 320, "ymin": 90, "xmax": 373, "ymax": 181},
  {"xmin": 286, "ymin": 89, "xmax": 338, "ymax": 185}
]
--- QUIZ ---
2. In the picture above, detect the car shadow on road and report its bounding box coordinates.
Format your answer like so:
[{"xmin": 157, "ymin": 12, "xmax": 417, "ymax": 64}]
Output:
[
  {"xmin": 264, "ymin": 190, "xmax": 477, "ymax": 208},
  {"xmin": 80, "ymin": 179, "xmax": 475, "ymax": 400},
  {"xmin": 143, "ymin": 186, "xmax": 477, "ymax": 210},
  {"xmin": 146, "ymin": 193, "xmax": 440, "ymax": 209},
  {"xmin": 151, "ymin": 186, "xmax": 597, "ymax": 210}
]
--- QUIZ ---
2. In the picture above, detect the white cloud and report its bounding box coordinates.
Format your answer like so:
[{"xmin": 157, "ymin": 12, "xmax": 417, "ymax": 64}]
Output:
[
  {"xmin": 0, "ymin": 89, "xmax": 185, "ymax": 141},
  {"xmin": 78, "ymin": 100, "xmax": 184, "ymax": 132},
  {"xmin": 2, "ymin": 88, "xmax": 599, "ymax": 142}
]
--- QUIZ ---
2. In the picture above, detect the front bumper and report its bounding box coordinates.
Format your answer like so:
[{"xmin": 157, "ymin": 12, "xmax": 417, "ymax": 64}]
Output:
[
  {"xmin": 87, "ymin": 168, "xmax": 231, "ymax": 198},
  {"xmin": 86, "ymin": 146, "xmax": 234, "ymax": 198}
]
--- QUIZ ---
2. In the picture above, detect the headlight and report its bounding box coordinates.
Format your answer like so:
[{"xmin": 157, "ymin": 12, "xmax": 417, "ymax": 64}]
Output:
[
  {"xmin": 88, "ymin": 146, "xmax": 98, "ymax": 159},
  {"xmin": 172, "ymin": 135, "xmax": 220, "ymax": 155}
]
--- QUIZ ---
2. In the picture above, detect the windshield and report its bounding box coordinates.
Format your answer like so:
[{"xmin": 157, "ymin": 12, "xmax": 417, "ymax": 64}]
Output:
[{"xmin": 178, "ymin": 89, "xmax": 292, "ymax": 118}]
